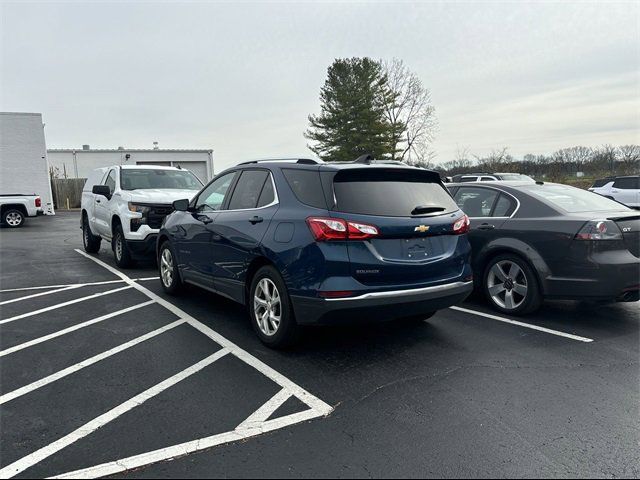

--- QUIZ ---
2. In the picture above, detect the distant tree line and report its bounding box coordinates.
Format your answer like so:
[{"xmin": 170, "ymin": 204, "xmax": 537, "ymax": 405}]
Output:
[{"xmin": 438, "ymin": 145, "xmax": 640, "ymax": 179}]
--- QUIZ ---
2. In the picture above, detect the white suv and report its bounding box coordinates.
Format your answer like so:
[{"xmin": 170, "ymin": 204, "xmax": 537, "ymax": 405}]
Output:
[
  {"xmin": 589, "ymin": 176, "xmax": 640, "ymax": 209},
  {"xmin": 81, "ymin": 165, "xmax": 203, "ymax": 267}
]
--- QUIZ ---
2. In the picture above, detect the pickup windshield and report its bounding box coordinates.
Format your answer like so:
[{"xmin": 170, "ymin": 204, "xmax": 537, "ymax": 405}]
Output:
[{"xmin": 120, "ymin": 169, "xmax": 202, "ymax": 190}]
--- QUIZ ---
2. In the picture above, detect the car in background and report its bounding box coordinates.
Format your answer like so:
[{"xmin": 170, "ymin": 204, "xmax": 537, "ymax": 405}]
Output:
[
  {"xmin": 157, "ymin": 157, "xmax": 473, "ymax": 348},
  {"xmin": 447, "ymin": 181, "xmax": 639, "ymax": 315},
  {"xmin": 81, "ymin": 165, "xmax": 203, "ymax": 267},
  {"xmin": 452, "ymin": 173, "xmax": 536, "ymax": 183},
  {"xmin": 0, "ymin": 194, "xmax": 43, "ymax": 228},
  {"xmin": 588, "ymin": 175, "xmax": 639, "ymax": 209}
]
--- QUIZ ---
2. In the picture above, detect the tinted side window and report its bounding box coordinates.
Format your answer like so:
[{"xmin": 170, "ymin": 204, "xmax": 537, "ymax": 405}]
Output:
[
  {"xmin": 256, "ymin": 175, "xmax": 275, "ymax": 207},
  {"xmin": 493, "ymin": 194, "xmax": 516, "ymax": 217},
  {"xmin": 197, "ymin": 172, "xmax": 236, "ymax": 211},
  {"xmin": 283, "ymin": 169, "xmax": 327, "ymax": 209},
  {"xmin": 228, "ymin": 170, "xmax": 269, "ymax": 210},
  {"xmin": 105, "ymin": 169, "xmax": 116, "ymax": 194},
  {"xmin": 613, "ymin": 177, "xmax": 639, "ymax": 189},
  {"xmin": 459, "ymin": 177, "xmax": 477, "ymax": 183},
  {"xmin": 454, "ymin": 187, "xmax": 499, "ymax": 217},
  {"xmin": 480, "ymin": 176, "xmax": 496, "ymax": 182}
]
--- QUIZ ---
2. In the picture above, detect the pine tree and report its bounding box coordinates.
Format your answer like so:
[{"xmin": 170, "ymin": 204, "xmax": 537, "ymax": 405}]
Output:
[{"xmin": 305, "ymin": 58, "xmax": 397, "ymax": 162}]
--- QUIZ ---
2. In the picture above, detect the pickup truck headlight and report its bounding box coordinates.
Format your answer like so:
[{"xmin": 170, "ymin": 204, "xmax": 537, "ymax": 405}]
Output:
[{"xmin": 129, "ymin": 203, "xmax": 151, "ymax": 231}]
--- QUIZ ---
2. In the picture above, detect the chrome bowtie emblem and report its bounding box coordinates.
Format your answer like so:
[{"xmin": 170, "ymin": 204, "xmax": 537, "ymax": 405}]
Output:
[{"xmin": 414, "ymin": 225, "xmax": 430, "ymax": 233}]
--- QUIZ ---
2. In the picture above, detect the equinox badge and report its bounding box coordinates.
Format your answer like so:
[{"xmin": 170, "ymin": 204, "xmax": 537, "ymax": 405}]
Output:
[{"xmin": 414, "ymin": 225, "xmax": 430, "ymax": 233}]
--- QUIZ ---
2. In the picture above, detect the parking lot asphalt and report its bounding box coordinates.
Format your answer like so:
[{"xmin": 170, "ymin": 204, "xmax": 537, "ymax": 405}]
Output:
[{"xmin": 0, "ymin": 211, "xmax": 638, "ymax": 478}]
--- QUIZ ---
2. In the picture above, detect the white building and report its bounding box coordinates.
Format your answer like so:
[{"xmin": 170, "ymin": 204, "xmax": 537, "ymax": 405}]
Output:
[
  {"xmin": 47, "ymin": 146, "xmax": 214, "ymax": 183},
  {"xmin": 0, "ymin": 112, "xmax": 55, "ymax": 214}
]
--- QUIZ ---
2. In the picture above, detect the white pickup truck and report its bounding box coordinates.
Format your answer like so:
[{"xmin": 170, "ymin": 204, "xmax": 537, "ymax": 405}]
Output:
[
  {"xmin": 0, "ymin": 194, "xmax": 44, "ymax": 228},
  {"xmin": 81, "ymin": 165, "xmax": 203, "ymax": 267}
]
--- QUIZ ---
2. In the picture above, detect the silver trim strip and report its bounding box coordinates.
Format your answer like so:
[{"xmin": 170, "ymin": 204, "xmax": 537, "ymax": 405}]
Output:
[{"xmin": 323, "ymin": 281, "xmax": 473, "ymax": 302}]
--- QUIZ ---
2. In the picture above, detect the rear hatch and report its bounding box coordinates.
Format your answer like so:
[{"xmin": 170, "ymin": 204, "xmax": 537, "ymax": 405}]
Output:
[{"xmin": 329, "ymin": 168, "xmax": 467, "ymax": 286}]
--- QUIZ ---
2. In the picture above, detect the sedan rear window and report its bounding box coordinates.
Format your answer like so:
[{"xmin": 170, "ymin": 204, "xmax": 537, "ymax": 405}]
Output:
[
  {"xmin": 333, "ymin": 169, "xmax": 458, "ymax": 217},
  {"xmin": 522, "ymin": 184, "xmax": 631, "ymax": 213}
]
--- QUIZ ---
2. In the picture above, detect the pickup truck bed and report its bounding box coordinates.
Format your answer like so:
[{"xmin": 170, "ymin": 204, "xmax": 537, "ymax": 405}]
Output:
[{"xmin": 0, "ymin": 194, "xmax": 43, "ymax": 228}]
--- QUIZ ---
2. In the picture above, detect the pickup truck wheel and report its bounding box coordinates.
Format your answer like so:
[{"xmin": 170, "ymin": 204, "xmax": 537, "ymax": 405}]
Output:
[
  {"xmin": 249, "ymin": 266, "xmax": 300, "ymax": 349},
  {"xmin": 3, "ymin": 209, "xmax": 25, "ymax": 228},
  {"xmin": 112, "ymin": 224, "xmax": 134, "ymax": 268},
  {"xmin": 158, "ymin": 242, "xmax": 183, "ymax": 294},
  {"xmin": 82, "ymin": 216, "xmax": 101, "ymax": 253}
]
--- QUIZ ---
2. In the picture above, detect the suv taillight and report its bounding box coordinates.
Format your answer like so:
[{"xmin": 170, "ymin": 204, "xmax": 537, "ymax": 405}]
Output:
[
  {"xmin": 35, "ymin": 197, "xmax": 41, "ymax": 208},
  {"xmin": 452, "ymin": 214, "xmax": 470, "ymax": 234},
  {"xmin": 306, "ymin": 217, "xmax": 379, "ymax": 241},
  {"xmin": 575, "ymin": 220, "xmax": 623, "ymax": 240}
]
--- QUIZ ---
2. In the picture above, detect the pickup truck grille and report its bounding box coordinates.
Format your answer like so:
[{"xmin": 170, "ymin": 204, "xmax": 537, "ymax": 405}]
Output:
[{"xmin": 147, "ymin": 204, "xmax": 174, "ymax": 229}]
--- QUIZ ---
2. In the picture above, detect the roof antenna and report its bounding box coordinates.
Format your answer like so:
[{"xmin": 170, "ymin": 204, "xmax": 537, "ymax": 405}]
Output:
[{"xmin": 353, "ymin": 154, "xmax": 374, "ymax": 164}]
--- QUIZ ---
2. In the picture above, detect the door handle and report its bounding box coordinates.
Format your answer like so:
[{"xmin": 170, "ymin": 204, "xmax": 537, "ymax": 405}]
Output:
[
  {"xmin": 96, "ymin": 199, "xmax": 101, "ymax": 203},
  {"xmin": 249, "ymin": 216, "xmax": 263, "ymax": 224},
  {"xmin": 478, "ymin": 223, "xmax": 495, "ymax": 230}
]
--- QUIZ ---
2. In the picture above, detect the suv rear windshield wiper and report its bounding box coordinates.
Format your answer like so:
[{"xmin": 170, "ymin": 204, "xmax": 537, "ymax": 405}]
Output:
[{"xmin": 411, "ymin": 206, "xmax": 446, "ymax": 215}]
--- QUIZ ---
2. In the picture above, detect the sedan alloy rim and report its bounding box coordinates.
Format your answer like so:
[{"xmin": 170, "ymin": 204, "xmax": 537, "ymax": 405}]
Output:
[
  {"xmin": 254, "ymin": 278, "xmax": 281, "ymax": 336},
  {"xmin": 160, "ymin": 248, "xmax": 173, "ymax": 287},
  {"xmin": 487, "ymin": 260, "xmax": 528, "ymax": 310}
]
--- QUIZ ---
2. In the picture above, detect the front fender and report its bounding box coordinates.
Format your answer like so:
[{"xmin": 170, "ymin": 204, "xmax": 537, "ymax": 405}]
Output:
[{"xmin": 475, "ymin": 237, "xmax": 551, "ymax": 294}]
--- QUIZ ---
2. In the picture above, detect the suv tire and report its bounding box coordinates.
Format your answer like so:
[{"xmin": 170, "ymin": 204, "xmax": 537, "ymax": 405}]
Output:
[
  {"xmin": 158, "ymin": 241, "xmax": 183, "ymax": 294},
  {"xmin": 249, "ymin": 265, "xmax": 300, "ymax": 348}
]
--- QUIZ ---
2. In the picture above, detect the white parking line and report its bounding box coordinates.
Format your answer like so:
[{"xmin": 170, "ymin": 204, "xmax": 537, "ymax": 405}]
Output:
[
  {"xmin": 75, "ymin": 248, "xmax": 334, "ymax": 416},
  {"xmin": 0, "ymin": 301, "xmax": 156, "ymax": 358},
  {"xmin": 0, "ymin": 285, "xmax": 83, "ymax": 306},
  {"xmin": 449, "ymin": 306, "xmax": 594, "ymax": 343},
  {"xmin": 0, "ymin": 286, "xmax": 133, "ymax": 325},
  {"xmin": 0, "ymin": 349, "xmax": 231, "ymax": 479},
  {"xmin": 0, "ymin": 277, "xmax": 158, "ymax": 294},
  {"xmin": 0, "ymin": 319, "xmax": 185, "ymax": 405}
]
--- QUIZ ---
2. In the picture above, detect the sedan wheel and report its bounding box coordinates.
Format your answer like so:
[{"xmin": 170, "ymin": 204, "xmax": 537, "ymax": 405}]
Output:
[
  {"xmin": 253, "ymin": 278, "xmax": 281, "ymax": 336},
  {"xmin": 483, "ymin": 254, "xmax": 542, "ymax": 315},
  {"xmin": 487, "ymin": 260, "xmax": 528, "ymax": 310}
]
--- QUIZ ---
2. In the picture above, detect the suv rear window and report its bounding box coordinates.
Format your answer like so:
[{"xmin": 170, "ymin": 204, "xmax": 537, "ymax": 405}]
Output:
[{"xmin": 332, "ymin": 169, "xmax": 458, "ymax": 217}]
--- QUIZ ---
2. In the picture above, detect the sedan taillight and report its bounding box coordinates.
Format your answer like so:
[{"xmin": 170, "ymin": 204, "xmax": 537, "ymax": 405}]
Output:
[
  {"xmin": 306, "ymin": 217, "xmax": 379, "ymax": 241},
  {"xmin": 575, "ymin": 220, "xmax": 623, "ymax": 240}
]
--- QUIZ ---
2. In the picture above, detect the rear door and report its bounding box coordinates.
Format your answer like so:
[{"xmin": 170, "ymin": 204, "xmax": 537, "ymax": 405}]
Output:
[
  {"xmin": 611, "ymin": 177, "xmax": 640, "ymax": 207},
  {"xmin": 330, "ymin": 168, "xmax": 465, "ymax": 286},
  {"xmin": 209, "ymin": 169, "xmax": 279, "ymax": 302}
]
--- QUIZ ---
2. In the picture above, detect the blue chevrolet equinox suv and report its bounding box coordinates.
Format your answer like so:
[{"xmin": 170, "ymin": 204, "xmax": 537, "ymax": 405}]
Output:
[{"xmin": 157, "ymin": 156, "xmax": 473, "ymax": 347}]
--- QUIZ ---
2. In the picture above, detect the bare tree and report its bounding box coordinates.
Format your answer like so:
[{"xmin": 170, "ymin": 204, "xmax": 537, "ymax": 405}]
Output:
[
  {"xmin": 617, "ymin": 145, "xmax": 640, "ymax": 173},
  {"xmin": 475, "ymin": 147, "xmax": 510, "ymax": 172},
  {"xmin": 381, "ymin": 58, "xmax": 437, "ymax": 164}
]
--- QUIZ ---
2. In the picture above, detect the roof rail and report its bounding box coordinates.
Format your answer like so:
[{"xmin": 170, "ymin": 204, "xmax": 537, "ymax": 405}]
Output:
[
  {"xmin": 353, "ymin": 154, "xmax": 375, "ymax": 164},
  {"xmin": 238, "ymin": 158, "xmax": 321, "ymax": 166}
]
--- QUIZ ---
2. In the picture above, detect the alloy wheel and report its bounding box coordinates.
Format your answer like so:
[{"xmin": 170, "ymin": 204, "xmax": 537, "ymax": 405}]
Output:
[
  {"xmin": 486, "ymin": 260, "xmax": 528, "ymax": 310},
  {"xmin": 254, "ymin": 278, "xmax": 281, "ymax": 336},
  {"xmin": 160, "ymin": 248, "xmax": 174, "ymax": 288},
  {"xmin": 5, "ymin": 212, "xmax": 22, "ymax": 227}
]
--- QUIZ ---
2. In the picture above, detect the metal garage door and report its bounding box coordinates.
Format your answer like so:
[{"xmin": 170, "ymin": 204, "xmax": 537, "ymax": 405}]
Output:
[{"xmin": 172, "ymin": 162, "xmax": 208, "ymax": 183}]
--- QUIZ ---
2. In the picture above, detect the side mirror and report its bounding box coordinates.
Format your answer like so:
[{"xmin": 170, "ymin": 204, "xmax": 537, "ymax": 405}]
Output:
[
  {"xmin": 172, "ymin": 199, "xmax": 190, "ymax": 211},
  {"xmin": 92, "ymin": 185, "xmax": 111, "ymax": 198}
]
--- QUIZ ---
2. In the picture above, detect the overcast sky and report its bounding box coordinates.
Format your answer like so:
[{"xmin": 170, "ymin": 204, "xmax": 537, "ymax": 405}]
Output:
[{"xmin": 1, "ymin": 0, "xmax": 638, "ymax": 173}]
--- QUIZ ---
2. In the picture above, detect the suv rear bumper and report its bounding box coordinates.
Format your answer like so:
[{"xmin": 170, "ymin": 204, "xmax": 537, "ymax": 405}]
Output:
[{"xmin": 290, "ymin": 281, "xmax": 473, "ymax": 325}]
